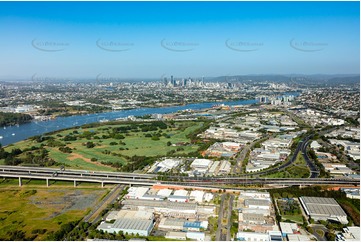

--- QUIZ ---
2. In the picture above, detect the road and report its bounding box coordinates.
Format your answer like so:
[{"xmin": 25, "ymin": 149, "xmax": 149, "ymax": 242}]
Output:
[
  {"xmin": 309, "ymin": 224, "xmax": 328, "ymax": 241},
  {"xmin": 83, "ymin": 184, "xmax": 125, "ymax": 223},
  {"xmin": 216, "ymin": 194, "xmax": 234, "ymax": 241},
  {"xmin": 0, "ymin": 165, "xmax": 358, "ymax": 188},
  {"xmin": 216, "ymin": 194, "xmax": 226, "ymax": 241},
  {"xmin": 300, "ymin": 138, "xmax": 320, "ymax": 178}
]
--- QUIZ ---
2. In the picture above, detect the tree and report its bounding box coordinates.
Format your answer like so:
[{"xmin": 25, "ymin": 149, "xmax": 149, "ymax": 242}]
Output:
[
  {"xmin": 151, "ymin": 136, "xmax": 160, "ymax": 141},
  {"xmin": 167, "ymin": 141, "xmax": 172, "ymax": 146}
]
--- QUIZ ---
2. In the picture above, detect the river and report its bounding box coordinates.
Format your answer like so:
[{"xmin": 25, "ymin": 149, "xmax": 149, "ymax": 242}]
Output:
[{"xmin": 0, "ymin": 99, "xmax": 258, "ymax": 146}]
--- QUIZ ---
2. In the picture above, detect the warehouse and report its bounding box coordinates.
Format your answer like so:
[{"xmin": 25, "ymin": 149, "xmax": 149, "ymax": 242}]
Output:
[
  {"xmin": 190, "ymin": 158, "xmax": 213, "ymax": 171},
  {"xmin": 244, "ymin": 199, "xmax": 270, "ymax": 209},
  {"xmin": 97, "ymin": 218, "xmax": 154, "ymax": 236},
  {"xmin": 168, "ymin": 195, "xmax": 189, "ymax": 203},
  {"xmin": 279, "ymin": 222, "xmax": 299, "ymax": 237},
  {"xmin": 157, "ymin": 188, "xmax": 173, "ymax": 198},
  {"xmin": 122, "ymin": 199, "xmax": 198, "ymax": 218},
  {"xmin": 158, "ymin": 218, "xmax": 186, "ymax": 231},
  {"xmin": 148, "ymin": 159, "xmax": 182, "ymax": 173},
  {"xmin": 126, "ymin": 187, "xmax": 149, "ymax": 199},
  {"xmin": 218, "ymin": 160, "xmax": 231, "ymax": 174},
  {"xmin": 236, "ymin": 232, "xmax": 269, "ymax": 241},
  {"xmin": 186, "ymin": 231, "xmax": 205, "ymax": 241},
  {"xmin": 203, "ymin": 193, "xmax": 214, "ymax": 202},
  {"xmin": 190, "ymin": 190, "xmax": 205, "ymax": 203},
  {"xmin": 173, "ymin": 189, "xmax": 189, "ymax": 197},
  {"xmin": 299, "ymin": 196, "xmax": 348, "ymax": 224},
  {"xmin": 106, "ymin": 210, "xmax": 153, "ymax": 221},
  {"xmin": 207, "ymin": 160, "xmax": 220, "ymax": 174},
  {"xmin": 239, "ymin": 212, "xmax": 266, "ymax": 224},
  {"xmin": 165, "ymin": 231, "xmax": 187, "ymax": 240},
  {"xmin": 183, "ymin": 221, "xmax": 208, "ymax": 232}
]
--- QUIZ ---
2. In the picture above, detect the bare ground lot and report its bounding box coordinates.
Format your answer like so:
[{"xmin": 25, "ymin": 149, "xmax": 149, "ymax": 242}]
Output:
[{"xmin": 0, "ymin": 183, "xmax": 108, "ymax": 240}]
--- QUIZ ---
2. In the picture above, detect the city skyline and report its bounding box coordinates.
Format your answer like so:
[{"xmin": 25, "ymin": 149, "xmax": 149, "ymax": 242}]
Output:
[{"xmin": 0, "ymin": 1, "xmax": 359, "ymax": 78}]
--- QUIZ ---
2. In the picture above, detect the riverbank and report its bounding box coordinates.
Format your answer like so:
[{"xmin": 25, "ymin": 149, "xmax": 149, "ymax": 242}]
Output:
[{"xmin": 0, "ymin": 99, "xmax": 258, "ymax": 146}]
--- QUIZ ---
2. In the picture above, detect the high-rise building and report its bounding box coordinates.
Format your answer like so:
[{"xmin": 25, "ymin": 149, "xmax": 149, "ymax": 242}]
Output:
[{"xmin": 171, "ymin": 75, "xmax": 174, "ymax": 86}]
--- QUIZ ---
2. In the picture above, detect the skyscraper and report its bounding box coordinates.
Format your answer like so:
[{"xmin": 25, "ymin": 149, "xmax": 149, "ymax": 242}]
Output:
[{"xmin": 171, "ymin": 75, "xmax": 174, "ymax": 86}]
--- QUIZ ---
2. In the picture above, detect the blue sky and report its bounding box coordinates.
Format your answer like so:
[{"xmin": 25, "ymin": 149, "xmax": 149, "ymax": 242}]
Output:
[{"xmin": 0, "ymin": 1, "xmax": 359, "ymax": 79}]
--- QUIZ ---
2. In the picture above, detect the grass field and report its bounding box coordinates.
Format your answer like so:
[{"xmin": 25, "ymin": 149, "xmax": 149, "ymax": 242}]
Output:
[
  {"xmin": 4, "ymin": 120, "xmax": 204, "ymax": 171},
  {"xmin": 282, "ymin": 214, "xmax": 304, "ymax": 224},
  {"xmin": 264, "ymin": 153, "xmax": 310, "ymax": 178},
  {"xmin": 0, "ymin": 183, "xmax": 107, "ymax": 240}
]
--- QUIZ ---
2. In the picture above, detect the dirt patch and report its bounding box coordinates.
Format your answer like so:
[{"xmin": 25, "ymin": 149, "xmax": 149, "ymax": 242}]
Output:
[
  {"xmin": 68, "ymin": 153, "xmax": 111, "ymax": 168},
  {"xmin": 68, "ymin": 153, "xmax": 91, "ymax": 162},
  {"xmin": 29, "ymin": 189, "xmax": 105, "ymax": 219}
]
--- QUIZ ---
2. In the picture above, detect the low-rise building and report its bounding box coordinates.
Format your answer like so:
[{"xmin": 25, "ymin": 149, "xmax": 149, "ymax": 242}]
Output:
[
  {"xmin": 97, "ymin": 218, "xmax": 154, "ymax": 236},
  {"xmin": 190, "ymin": 190, "xmax": 205, "ymax": 203},
  {"xmin": 341, "ymin": 188, "xmax": 360, "ymax": 199},
  {"xmin": 279, "ymin": 222, "xmax": 299, "ymax": 237},
  {"xmin": 190, "ymin": 159, "xmax": 213, "ymax": 173},
  {"xmin": 338, "ymin": 227, "xmax": 360, "ymax": 241},
  {"xmin": 299, "ymin": 196, "xmax": 348, "ymax": 224},
  {"xmin": 126, "ymin": 187, "xmax": 149, "ymax": 199},
  {"xmin": 165, "ymin": 231, "xmax": 187, "ymax": 240}
]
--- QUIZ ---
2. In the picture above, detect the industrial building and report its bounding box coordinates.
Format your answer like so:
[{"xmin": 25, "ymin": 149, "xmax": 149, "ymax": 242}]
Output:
[
  {"xmin": 158, "ymin": 218, "xmax": 186, "ymax": 231},
  {"xmin": 203, "ymin": 193, "xmax": 214, "ymax": 202},
  {"xmin": 97, "ymin": 218, "xmax": 154, "ymax": 236},
  {"xmin": 168, "ymin": 195, "xmax": 189, "ymax": 203},
  {"xmin": 299, "ymin": 196, "xmax": 348, "ymax": 224},
  {"xmin": 105, "ymin": 210, "xmax": 153, "ymax": 222},
  {"xmin": 245, "ymin": 199, "xmax": 271, "ymax": 209},
  {"xmin": 338, "ymin": 227, "xmax": 360, "ymax": 241},
  {"xmin": 190, "ymin": 158, "xmax": 213, "ymax": 173},
  {"xmin": 186, "ymin": 231, "xmax": 206, "ymax": 241},
  {"xmin": 122, "ymin": 199, "xmax": 198, "ymax": 218},
  {"xmin": 165, "ymin": 231, "xmax": 206, "ymax": 241},
  {"xmin": 157, "ymin": 188, "xmax": 173, "ymax": 197},
  {"xmin": 190, "ymin": 190, "xmax": 205, "ymax": 203},
  {"xmin": 148, "ymin": 159, "xmax": 182, "ymax": 173},
  {"xmin": 341, "ymin": 188, "xmax": 360, "ymax": 199},
  {"xmin": 165, "ymin": 231, "xmax": 187, "ymax": 240},
  {"xmin": 236, "ymin": 232, "xmax": 269, "ymax": 241},
  {"xmin": 218, "ymin": 160, "xmax": 231, "ymax": 174},
  {"xmin": 126, "ymin": 187, "xmax": 149, "ymax": 199},
  {"xmin": 279, "ymin": 222, "xmax": 299, "ymax": 237},
  {"xmin": 158, "ymin": 218, "xmax": 208, "ymax": 232}
]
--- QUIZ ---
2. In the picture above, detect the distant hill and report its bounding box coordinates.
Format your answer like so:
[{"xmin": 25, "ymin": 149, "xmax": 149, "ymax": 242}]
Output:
[{"xmin": 206, "ymin": 74, "xmax": 360, "ymax": 85}]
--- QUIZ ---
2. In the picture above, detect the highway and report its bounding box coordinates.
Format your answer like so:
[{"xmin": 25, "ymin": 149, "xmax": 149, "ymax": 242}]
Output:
[
  {"xmin": 0, "ymin": 165, "xmax": 358, "ymax": 188},
  {"xmin": 300, "ymin": 138, "xmax": 320, "ymax": 178},
  {"xmin": 0, "ymin": 165, "xmax": 157, "ymax": 179}
]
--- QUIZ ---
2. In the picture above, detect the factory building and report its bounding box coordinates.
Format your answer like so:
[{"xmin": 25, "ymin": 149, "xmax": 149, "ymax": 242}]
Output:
[
  {"xmin": 190, "ymin": 190, "xmax": 205, "ymax": 203},
  {"xmin": 190, "ymin": 159, "xmax": 213, "ymax": 173},
  {"xmin": 245, "ymin": 199, "xmax": 271, "ymax": 210},
  {"xmin": 105, "ymin": 210, "xmax": 153, "ymax": 222},
  {"xmin": 126, "ymin": 187, "xmax": 149, "ymax": 199},
  {"xmin": 158, "ymin": 218, "xmax": 208, "ymax": 232},
  {"xmin": 122, "ymin": 199, "xmax": 198, "ymax": 218},
  {"xmin": 97, "ymin": 218, "xmax": 154, "ymax": 236},
  {"xmin": 299, "ymin": 196, "xmax": 348, "ymax": 224}
]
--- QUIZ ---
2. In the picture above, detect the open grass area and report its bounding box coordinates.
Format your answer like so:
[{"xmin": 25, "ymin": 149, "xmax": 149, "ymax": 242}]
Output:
[
  {"xmin": 0, "ymin": 185, "xmax": 107, "ymax": 240},
  {"xmin": 4, "ymin": 120, "xmax": 204, "ymax": 171},
  {"xmin": 282, "ymin": 214, "xmax": 304, "ymax": 224},
  {"xmin": 263, "ymin": 153, "xmax": 310, "ymax": 178}
]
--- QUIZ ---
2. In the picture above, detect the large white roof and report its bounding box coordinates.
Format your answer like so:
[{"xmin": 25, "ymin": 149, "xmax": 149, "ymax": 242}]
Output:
[{"xmin": 191, "ymin": 158, "xmax": 212, "ymax": 168}]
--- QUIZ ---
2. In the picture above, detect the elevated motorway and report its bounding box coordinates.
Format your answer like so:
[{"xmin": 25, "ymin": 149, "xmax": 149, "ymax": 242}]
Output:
[
  {"xmin": 0, "ymin": 165, "xmax": 156, "ymax": 179},
  {"xmin": 0, "ymin": 166, "xmax": 358, "ymax": 188}
]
